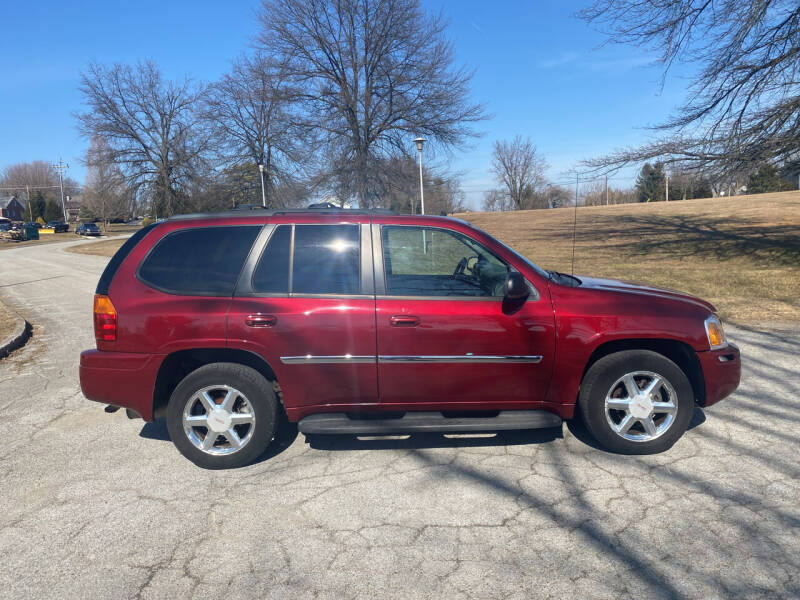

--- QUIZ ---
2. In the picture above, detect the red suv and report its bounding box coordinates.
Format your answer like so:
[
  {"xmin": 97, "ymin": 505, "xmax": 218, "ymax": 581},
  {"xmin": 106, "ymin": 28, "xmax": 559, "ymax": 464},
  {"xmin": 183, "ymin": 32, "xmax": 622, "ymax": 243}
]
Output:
[{"xmin": 80, "ymin": 209, "xmax": 740, "ymax": 468}]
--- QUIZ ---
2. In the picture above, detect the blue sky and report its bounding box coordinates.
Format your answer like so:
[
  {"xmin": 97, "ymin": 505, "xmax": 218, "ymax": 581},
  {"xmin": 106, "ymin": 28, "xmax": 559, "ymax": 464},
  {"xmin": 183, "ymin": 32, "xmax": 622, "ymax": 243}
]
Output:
[{"xmin": 0, "ymin": 0, "xmax": 693, "ymax": 207}]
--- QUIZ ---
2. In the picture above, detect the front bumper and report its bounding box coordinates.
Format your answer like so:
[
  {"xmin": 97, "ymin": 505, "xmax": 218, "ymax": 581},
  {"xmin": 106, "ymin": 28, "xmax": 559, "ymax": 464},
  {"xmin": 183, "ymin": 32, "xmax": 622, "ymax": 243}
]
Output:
[
  {"xmin": 697, "ymin": 342, "xmax": 741, "ymax": 407},
  {"xmin": 79, "ymin": 350, "xmax": 164, "ymax": 421}
]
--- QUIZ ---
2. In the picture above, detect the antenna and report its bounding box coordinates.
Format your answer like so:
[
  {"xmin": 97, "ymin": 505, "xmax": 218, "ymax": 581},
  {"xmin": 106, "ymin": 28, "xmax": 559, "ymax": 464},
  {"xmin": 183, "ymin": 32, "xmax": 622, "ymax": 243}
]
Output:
[{"xmin": 571, "ymin": 173, "xmax": 578, "ymax": 275}]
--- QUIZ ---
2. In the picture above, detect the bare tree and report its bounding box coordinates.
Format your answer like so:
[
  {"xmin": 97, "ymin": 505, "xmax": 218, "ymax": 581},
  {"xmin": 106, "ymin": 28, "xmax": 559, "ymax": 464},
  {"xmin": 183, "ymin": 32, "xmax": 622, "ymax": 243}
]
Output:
[
  {"xmin": 482, "ymin": 189, "xmax": 513, "ymax": 212},
  {"xmin": 76, "ymin": 61, "xmax": 208, "ymax": 217},
  {"xmin": 580, "ymin": 1, "xmax": 800, "ymax": 179},
  {"xmin": 491, "ymin": 136, "xmax": 548, "ymax": 210},
  {"xmin": 258, "ymin": 0, "xmax": 485, "ymax": 207},
  {"xmin": 0, "ymin": 161, "xmax": 80, "ymax": 206},
  {"xmin": 83, "ymin": 136, "xmax": 129, "ymax": 227},
  {"xmin": 204, "ymin": 53, "xmax": 308, "ymax": 207}
]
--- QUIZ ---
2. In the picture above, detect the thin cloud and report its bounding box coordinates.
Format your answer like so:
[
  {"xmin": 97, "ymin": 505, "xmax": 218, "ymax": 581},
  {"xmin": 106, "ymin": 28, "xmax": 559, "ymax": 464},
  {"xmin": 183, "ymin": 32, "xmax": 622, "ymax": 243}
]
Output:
[
  {"xmin": 585, "ymin": 55, "xmax": 658, "ymax": 72},
  {"xmin": 538, "ymin": 52, "xmax": 579, "ymax": 69}
]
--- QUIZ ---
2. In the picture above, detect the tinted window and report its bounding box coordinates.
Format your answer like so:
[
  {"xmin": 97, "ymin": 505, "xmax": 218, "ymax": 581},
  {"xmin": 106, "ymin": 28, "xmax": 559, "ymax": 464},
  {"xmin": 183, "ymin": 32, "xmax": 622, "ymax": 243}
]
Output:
[
  {"xmin": 382, "ymin": 226, "xmax": 508, "ymax": 297},
  {"xmin": 96, "ymin": 223, "xmax": 158, "ymax": 295},
  {"xmin": 138, "ymin": 226, "xmax": 260, "ymax": 295},
  {"xmin": 292, "ymin": 225, "xmax": 360, "ymax": 294},
  {"xmin": 251, "ymin": 225, "xmax": 291, "ymax": 293}
]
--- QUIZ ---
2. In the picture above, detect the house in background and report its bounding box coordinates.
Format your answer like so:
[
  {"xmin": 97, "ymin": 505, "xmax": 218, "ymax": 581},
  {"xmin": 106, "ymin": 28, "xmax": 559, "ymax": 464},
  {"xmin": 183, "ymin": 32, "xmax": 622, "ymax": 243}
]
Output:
[
  {"xmin": 65, "ymin": 195, "xmax": 83, "ymax": 222},
  {"xmin": 0, "ymin": 196, "xmax": 25, "ymax": 221}
]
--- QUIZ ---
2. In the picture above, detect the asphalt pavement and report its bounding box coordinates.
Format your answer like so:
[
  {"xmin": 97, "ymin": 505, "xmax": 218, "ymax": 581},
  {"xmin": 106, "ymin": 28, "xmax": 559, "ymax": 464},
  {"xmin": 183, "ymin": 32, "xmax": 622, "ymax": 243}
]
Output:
[{"xmin": 0, "ymin": 237, "xmax": 798, "ymax": 599}]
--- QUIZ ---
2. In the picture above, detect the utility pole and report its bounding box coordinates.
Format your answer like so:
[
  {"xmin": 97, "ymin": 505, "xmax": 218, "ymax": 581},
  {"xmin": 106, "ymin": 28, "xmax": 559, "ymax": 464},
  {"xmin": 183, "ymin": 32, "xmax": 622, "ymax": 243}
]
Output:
[
  {"xmin": 52, "ymin": 158, "xmax": 69, "ymax": 221},
  {"xmin": 605, "ymin": 174, "xmax": 609, "ymax": 205},
  {"xmin": 26, "ymin": 185, "xmax": 33, "ymax": 221},
  {"xmin": 665, "ymin": 156, "xmax": 669, "ymax": 202}
]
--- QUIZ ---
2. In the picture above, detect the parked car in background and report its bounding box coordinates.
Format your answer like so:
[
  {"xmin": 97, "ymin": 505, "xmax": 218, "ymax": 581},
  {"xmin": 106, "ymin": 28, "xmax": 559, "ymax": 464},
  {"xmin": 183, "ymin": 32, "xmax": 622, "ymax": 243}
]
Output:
[
  {"xmin": 76, "ymin": 223, "xmax": 102, "ymax": 236},
  {"xmin": 80, "ymin": 209, "xmax": 741, "ymax": 469},
  {"xmin": 23, "ymin": 221, "xmax": 43, "ymax": 229},
  {"xmin": 45, "ymin": 221, "xmax": 69, "ymax": 233}
]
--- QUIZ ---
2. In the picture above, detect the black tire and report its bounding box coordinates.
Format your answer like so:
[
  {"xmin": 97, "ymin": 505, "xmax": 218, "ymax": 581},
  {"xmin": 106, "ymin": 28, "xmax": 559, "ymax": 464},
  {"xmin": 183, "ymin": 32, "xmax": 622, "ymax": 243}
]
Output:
[
  {"xmin": 166, "ymin": 362, "xmax": 278, "ymax": 469},
  {"xmin": 578, "ymin": 350, "xmax": 694, "ymax": 454}
]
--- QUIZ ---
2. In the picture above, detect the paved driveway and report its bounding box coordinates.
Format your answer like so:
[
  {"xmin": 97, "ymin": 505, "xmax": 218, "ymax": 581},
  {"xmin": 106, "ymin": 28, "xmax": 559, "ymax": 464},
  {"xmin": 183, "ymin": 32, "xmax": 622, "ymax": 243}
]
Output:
[{"xmin": 1, "ymin": 239, "xmax": 798, "ymax": 599}]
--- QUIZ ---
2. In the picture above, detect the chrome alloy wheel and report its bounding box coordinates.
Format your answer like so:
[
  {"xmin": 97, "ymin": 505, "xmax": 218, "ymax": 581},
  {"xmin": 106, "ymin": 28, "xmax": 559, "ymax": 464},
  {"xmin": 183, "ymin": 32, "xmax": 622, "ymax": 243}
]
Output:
[
  {"xmin": 182, "ymin": 385, "xmax": 256, "ymax": 455},
  {"xmin": 604, "ymin": 371, "xmax": 678, "ymax": 442}
]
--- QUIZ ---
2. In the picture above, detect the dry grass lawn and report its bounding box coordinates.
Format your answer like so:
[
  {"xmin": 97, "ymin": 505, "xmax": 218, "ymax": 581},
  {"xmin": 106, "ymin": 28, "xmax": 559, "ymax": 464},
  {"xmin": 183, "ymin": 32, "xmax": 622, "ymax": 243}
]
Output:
[
  {"xmin": 0, "ymin": 301, "xmax": 18, "ymax": 342},
  {"xmin": 0, "ymin": 222, "xmax": 141, "ymax": 252},
  {"xmin": 67, "ymin": 238, "xmax": 129, "ymax": 257},
  {"xmin": 457, "ymin": 190, "xmax": 800, "ymax": 326},
  {"xmin": 0, "ymin": 231, "xmax": 78, "ymax": 250}
]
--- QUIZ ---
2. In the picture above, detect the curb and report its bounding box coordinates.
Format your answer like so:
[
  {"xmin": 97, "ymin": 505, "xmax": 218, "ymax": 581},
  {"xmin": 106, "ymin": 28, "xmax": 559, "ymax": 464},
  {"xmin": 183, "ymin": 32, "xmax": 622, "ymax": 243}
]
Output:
[{"xmin": 0, "ymin": 306, "xmax": 32, "ymax": 360}]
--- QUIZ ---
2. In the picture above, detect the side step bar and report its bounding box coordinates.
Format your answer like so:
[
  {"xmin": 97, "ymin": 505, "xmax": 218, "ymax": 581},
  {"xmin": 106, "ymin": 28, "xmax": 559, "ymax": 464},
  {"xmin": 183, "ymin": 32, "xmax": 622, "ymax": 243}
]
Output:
[{"xmin": 298, "ymin": 410, "xmax": 562, "ymax": 435}]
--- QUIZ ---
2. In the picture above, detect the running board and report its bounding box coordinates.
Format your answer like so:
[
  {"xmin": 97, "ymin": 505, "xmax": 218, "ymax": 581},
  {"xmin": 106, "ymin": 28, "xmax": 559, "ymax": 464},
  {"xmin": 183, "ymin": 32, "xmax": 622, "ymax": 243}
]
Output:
[{"xmin": 298, "ymin": 410, "xmax": 562, "ymax": 435}]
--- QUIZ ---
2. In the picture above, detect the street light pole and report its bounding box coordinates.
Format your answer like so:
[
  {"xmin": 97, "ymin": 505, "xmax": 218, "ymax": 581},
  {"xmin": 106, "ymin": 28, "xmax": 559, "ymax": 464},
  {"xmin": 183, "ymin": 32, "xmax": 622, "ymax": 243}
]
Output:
[
  {"xmin": 257, "ymin": 163, "xmax": 267, "ymax": 208},
  {"xmin": 413, "ymin": 137, "xmax": 426, "ymax": 215}
]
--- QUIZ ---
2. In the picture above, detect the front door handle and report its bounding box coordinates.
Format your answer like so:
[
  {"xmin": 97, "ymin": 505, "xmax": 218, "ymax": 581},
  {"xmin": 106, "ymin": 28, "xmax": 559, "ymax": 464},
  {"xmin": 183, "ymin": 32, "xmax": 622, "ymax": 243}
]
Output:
[
  {"xmin": 245, "ymin": 314, "xmax": 277, "ymax": 327},
  {"xmin": 390, "ymin": 315, "xmax": 420, "ymax": 327}
]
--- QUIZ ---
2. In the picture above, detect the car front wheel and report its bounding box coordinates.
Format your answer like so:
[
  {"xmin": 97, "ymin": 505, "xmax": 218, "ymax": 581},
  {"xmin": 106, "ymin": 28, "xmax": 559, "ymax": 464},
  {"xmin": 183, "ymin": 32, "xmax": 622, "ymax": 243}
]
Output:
[
  {"xmin": 578, "ymin": 350, "xmax": 694, "ymax": 454},
  {"xmin": 166, "ymin": 363, "xmax": 278, "ymax": 469}
]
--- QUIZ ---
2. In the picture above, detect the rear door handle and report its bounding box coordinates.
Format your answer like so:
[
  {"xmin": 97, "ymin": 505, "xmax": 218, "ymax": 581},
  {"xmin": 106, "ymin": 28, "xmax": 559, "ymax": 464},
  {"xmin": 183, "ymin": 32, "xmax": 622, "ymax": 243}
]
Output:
[
  {"xmin": 245, "ymin": 314, "xmax": 277, "ymax": 327},
  {"xmin": 390, "ymin": 315, "xmax": 420, "ymax": 327}
]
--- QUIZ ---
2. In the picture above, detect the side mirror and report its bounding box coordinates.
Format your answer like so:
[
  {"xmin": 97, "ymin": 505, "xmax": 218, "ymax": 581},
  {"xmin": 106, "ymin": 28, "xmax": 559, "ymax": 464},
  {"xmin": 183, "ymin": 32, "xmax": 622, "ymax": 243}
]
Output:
[{"xmin": 504, "ymin": 271, "xmax": 529, "ymax": 301}]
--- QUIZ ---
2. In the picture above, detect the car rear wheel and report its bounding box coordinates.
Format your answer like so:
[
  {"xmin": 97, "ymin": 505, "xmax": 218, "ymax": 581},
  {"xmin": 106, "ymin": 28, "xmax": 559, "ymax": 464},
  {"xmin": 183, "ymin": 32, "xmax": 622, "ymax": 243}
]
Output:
[
  {"xmin": 166, "ymin": 363, "xmax": 277, "ymax": 469},
  {"xmin": 578, "ymin": 350, "xmax": 694, "ymax": 454}
]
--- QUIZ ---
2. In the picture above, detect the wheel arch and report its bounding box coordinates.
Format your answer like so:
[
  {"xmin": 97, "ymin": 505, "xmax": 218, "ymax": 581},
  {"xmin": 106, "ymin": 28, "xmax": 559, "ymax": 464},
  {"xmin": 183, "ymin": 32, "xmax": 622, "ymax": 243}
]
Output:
[
  {"xmin": 153, "ymin": 348, "xmax": 282, "ymax": 419},
  {"xmin": 582, "ymin": 338, "xmax": 705, "ymax": 405}
]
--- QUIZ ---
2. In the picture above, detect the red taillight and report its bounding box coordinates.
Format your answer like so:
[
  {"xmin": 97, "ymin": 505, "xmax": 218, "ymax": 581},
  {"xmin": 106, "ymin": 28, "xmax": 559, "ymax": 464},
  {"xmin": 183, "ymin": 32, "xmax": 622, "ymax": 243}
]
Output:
[{"xmin": 93, "ymin": 294, "xmax": 117, "ymax": 342}]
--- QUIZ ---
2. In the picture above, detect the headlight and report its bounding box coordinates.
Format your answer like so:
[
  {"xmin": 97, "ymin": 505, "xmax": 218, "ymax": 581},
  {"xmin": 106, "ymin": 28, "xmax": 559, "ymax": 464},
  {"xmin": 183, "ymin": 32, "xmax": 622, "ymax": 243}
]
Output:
[{"xmin": 705, "ymin": 315, "xmax": 727, "ymax": 349}]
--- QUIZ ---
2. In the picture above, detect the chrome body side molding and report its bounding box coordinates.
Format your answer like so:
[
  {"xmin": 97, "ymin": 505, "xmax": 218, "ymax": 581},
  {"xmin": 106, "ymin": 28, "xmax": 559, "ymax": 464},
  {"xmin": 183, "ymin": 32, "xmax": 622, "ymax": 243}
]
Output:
[
  {"xmin": 378, "ymin": 355, "xmax": 543, "ymax": 364},
  {"xmin": 280, "ymin": 355, "xmax": 377, "ymax": 364},
  {"xmin": 281, "ymin": 355, "xmax": 543, "ymax": 365}
]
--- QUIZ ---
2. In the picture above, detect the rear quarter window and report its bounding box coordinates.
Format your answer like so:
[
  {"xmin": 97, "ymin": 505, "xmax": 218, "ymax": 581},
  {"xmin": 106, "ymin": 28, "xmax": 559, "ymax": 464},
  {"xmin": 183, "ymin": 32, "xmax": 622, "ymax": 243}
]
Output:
[{"xmin": 138, "ymin": 225, "xmax": 261, "ymax": 296}]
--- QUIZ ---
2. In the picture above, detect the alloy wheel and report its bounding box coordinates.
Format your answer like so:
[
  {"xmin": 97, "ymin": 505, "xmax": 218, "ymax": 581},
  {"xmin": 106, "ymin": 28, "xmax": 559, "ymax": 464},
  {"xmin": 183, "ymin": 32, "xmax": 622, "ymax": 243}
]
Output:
[
  {"xmin": 604, "ymin": 370, "xmax": 678, "ymax": 442},
  {"xmin": 182, "ymin": 385, "xmax": 256, "ymax": 455}
]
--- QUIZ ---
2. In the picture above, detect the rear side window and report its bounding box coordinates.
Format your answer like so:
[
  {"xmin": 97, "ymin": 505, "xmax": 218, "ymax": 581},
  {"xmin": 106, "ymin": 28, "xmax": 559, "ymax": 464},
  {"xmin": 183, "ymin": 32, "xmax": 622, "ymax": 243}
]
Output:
[
  {"xmin": 292, "ymin": 225, "xmax": 360, "ymax": 294},
  {"xmin": 138, "ymin": 226, "xmax": 260, "ymax": 296},
  {"xmin": 251, "ymin": 225, "xmax": 291, "ymax": 293},
  {"xmin": 96, "ymin": 223, "xmax": 157, "ymax": 295}
]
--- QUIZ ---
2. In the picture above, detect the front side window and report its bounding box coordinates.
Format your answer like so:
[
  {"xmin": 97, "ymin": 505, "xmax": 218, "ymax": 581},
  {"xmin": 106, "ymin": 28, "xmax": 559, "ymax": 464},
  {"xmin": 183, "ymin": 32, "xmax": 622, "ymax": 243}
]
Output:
[
  {"xmin": 292, "ymin": 225, "xmax": 361, "ymax": 295},
  {"xmin": 382, "ymin": 226, "xmax": 508, "ymax": 297},
  {"xmin": 138, "ymin": 226, "xmax": 260, "ymax": 296}
]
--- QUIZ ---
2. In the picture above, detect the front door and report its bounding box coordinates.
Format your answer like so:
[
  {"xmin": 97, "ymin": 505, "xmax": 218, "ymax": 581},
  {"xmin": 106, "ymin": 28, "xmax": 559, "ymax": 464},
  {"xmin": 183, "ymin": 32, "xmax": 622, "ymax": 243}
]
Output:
[
  {"xmin": 227, "ymin": 221, "xmax": 378, "ymax": 419},
  {"xmin": 374, "ymin": 224, "xmax": 555, "ymax": 410}
]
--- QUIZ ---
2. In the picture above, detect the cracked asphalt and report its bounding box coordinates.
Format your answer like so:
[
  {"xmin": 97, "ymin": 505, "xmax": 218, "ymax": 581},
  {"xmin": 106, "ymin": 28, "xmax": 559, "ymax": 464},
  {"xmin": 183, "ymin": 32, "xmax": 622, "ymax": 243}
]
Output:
[{"xmin": 0, "ymin": 238, "xmax": 798, "ymax": 599}]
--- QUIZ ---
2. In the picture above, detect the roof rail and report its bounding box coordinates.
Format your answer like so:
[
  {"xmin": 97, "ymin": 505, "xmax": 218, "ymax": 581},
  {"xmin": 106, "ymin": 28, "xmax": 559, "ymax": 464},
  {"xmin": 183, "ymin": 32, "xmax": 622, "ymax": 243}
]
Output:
[{"xmin": 168, "ymin": 207, "xmax": 397, "ymax": 221}]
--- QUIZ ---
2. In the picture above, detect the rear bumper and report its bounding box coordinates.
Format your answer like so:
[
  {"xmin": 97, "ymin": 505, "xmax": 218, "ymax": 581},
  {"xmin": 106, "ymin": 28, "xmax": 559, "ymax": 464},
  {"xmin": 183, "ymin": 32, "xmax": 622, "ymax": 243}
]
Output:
[
  {"xmin": 79, "ymin": 349, "xmax": 164, "ymax": 421},
  {"xmin": 697, "ymin": 343, "xmax": 741, "ymax": 407}
]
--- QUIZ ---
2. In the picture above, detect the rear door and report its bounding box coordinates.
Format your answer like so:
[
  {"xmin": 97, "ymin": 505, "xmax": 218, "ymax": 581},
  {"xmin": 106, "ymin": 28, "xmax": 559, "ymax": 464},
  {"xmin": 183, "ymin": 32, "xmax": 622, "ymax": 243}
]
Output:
[
  {"xmin": 373, "ymin": 222, "xmax": 555, "ymax": 410},
  {"xmin": 227, "ymin": 217, "xmax": 378, "ymax": 419}
]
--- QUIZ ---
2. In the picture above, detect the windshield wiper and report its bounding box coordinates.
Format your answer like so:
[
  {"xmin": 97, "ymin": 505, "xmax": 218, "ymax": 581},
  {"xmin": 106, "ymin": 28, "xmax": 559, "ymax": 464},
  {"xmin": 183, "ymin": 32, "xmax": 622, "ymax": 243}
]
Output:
[{"xmin": 547, "ymin": 270, "xmax": 581, "ymax": 286}]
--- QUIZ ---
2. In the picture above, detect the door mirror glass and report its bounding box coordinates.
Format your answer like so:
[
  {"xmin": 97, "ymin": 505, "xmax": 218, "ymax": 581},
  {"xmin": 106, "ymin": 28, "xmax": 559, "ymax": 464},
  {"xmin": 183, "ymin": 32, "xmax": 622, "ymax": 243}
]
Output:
[{"xmin": 504, "ymin": 271, "xmax": 529, "ymax": 300}]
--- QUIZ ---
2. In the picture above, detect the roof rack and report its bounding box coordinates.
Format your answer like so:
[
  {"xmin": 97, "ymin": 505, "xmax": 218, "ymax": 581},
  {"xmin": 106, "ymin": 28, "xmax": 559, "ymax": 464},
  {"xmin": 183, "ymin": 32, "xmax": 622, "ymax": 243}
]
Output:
[{"xmin": 168, "ymin": 207, "xmax": 397, "ymax": 221}]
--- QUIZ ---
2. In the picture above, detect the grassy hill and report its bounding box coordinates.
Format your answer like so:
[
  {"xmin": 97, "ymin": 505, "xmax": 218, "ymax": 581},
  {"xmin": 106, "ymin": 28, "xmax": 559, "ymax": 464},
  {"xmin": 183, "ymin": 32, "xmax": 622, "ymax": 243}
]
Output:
[{"xmin": 457, "ymin": 190, "xmax": 800, "ymax": 326}]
